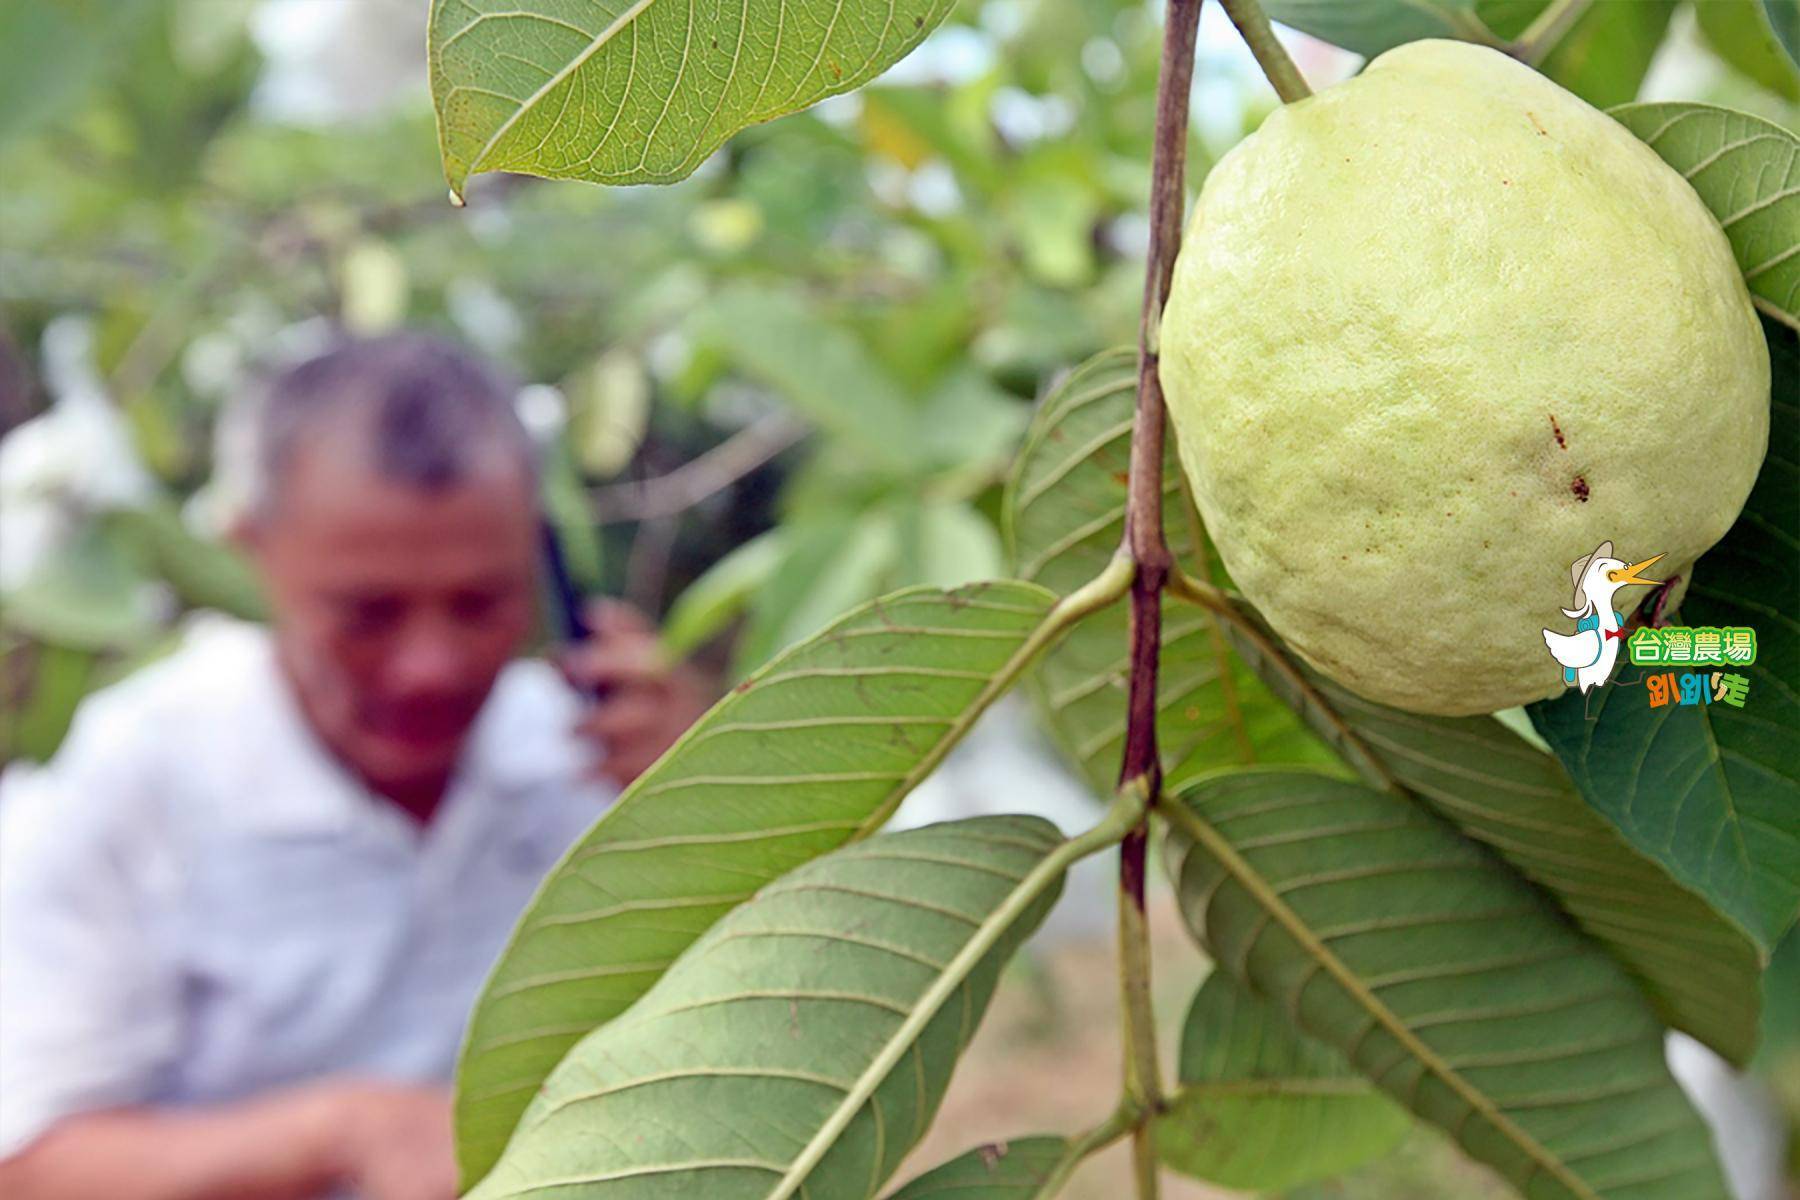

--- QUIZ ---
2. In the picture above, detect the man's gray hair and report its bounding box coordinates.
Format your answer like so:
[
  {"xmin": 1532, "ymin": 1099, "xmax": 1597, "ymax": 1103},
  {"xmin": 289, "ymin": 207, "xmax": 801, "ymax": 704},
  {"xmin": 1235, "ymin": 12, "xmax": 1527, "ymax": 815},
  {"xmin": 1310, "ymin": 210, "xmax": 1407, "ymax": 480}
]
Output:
[{"xmin": 234, "ymin": 332, "xmax": 538, "ymax": 518}]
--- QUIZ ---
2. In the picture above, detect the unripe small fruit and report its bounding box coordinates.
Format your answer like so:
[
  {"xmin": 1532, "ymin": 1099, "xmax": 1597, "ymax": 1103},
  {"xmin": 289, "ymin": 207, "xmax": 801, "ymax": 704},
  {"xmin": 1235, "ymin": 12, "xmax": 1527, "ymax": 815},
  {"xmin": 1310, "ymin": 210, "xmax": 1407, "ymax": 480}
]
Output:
[{"xmin": 1160, "ymin": 40, "xmax": 1768, "ymax": 716}]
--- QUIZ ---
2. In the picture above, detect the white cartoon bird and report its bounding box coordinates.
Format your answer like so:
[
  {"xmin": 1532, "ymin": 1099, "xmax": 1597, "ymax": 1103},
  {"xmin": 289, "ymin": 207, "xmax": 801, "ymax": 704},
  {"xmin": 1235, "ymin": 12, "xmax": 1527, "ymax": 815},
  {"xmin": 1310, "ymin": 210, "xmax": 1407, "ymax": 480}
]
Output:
[{"xmin": 1542, "ymin": 541, "xmax": 1663, "ymax": 694}]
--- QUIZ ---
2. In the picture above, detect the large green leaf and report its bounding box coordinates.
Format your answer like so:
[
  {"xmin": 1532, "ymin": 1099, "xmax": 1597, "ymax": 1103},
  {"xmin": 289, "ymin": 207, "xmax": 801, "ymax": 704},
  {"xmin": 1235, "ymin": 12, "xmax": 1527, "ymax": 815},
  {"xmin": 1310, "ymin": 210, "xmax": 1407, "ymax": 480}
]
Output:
[
  {"xmin": 885, "ymin": 1137, "xmax": 1068, "ymax": 1198},
  {"xmin": 1155, "ymin": 972, "xmax": 1409, "ymax": 1190},
  {"xmin": 1611, "ymin": 102, "xmax": 1800, "ymax": 328},
  {"xmin": 428, "ymin": 0, "xmax": 955, "ymax": 195},
  {"xmin": 454, "ymin": 580, "xmax": 1090, "ymax": 1185},
  {"xmin": 466, "ymin": 815, "xmax": 1070, "ymax": 1199},
  {"xmin": 1696, "ymin": 0, "xmax": 1800, "ymax": 101},
  {"xmin": 1004, "ymin": 347, "xmax": 1334, "ymax": 796},
  {"xmin": 1529, "ymin": 317, "xmax": 1800, "ymax": 949},
  {"xmin": 1163, "ymin": 770, "xmax": 1730, "ymax": 1200},
  {"xmin": 1213, "ymin": 599, "xmax": 1763, "ymax": 1064}
]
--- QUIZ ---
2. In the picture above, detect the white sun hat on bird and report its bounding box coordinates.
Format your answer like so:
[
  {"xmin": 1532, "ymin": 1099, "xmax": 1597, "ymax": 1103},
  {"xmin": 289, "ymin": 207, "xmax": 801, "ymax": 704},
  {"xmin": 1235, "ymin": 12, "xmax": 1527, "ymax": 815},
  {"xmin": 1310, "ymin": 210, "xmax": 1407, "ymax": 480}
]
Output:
[{"xmin": 1541, "ymin": 541, "xmax": 1664, "ymax": 695}]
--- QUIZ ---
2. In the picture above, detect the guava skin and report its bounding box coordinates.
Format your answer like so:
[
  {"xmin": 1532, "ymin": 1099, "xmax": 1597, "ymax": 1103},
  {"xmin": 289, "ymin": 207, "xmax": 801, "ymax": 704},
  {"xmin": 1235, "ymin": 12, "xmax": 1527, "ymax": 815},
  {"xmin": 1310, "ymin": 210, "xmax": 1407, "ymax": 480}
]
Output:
[{"xmin": 1159, "ymin": 39, "xmax": 1769, "ymax": 716}]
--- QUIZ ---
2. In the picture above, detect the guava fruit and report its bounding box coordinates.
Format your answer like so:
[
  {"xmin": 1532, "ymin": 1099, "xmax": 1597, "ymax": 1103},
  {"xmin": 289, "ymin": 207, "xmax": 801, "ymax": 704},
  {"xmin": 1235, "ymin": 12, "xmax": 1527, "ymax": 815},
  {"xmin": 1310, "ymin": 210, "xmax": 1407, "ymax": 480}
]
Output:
[{"xmin": 1159, "ymin": 39, "xmax": 1769, "ymax": 716}]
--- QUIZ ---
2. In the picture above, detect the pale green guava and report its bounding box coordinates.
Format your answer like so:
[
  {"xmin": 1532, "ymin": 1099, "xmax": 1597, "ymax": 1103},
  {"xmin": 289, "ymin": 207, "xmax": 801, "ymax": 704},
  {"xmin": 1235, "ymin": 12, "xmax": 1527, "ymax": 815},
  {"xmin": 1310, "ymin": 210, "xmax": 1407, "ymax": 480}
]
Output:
[{"xmin": 1159, "ymin": 39, "xmax": 1769, "ymax": 716}]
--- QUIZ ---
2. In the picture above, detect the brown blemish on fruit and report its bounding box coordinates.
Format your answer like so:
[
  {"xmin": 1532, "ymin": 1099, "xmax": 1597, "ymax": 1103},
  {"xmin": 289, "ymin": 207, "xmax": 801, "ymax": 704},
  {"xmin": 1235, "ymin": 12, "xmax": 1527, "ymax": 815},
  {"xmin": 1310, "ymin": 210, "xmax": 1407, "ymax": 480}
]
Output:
[
  {"xmin": 1549, "ymin": 413, "xmax": 1567, "ymax": 449},
  {"xmin": 1570, "ymin": 475, "xmax": 1589, "ymax": 502},
  {"xmin": 1527, "ymin": 111, "xmax": 1548, "ymax": 136}
]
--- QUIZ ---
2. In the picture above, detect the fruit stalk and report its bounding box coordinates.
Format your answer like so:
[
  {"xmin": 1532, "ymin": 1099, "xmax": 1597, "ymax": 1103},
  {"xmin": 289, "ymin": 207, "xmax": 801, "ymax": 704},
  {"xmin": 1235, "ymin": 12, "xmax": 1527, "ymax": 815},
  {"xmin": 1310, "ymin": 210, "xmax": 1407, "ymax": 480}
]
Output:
[{"xmin": 1219, "ymin": 0, "xmax": 1311, "ymax": 102}]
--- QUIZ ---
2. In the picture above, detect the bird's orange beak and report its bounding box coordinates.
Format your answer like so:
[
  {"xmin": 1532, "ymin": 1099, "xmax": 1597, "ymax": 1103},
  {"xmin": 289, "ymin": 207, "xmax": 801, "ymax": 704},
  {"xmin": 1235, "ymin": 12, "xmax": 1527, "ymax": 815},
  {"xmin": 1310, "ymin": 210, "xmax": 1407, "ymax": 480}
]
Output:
[{"xmin": 1607, "ymin": 554, "xmax": 1664, "ymax": 588}]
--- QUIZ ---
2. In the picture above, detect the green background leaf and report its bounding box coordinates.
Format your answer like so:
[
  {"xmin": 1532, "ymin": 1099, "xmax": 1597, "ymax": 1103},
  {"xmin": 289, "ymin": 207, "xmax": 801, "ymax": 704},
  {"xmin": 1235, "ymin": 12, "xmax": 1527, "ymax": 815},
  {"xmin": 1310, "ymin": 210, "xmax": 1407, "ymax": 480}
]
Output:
[
  {"xmin": 1165, "ymin": 769, "xmax": 1730, "ymax": 1200},
  {"xmin": 1695, "ymin": 0, "xmax": 1800, "ymax": 101},
  {"xmin": 467, "ymin": 815, "xmax": 1065, "ymax": 1199},
  {"xmin": 1533, "ymin": 0, "xmax": 1675, "ymax": 108},
  {"xmin": 429, "ymin": 0, "xmax": 956, "ymax": 193},
  {"xmin": 884, "ymin": 1136, "xmax": 1068, "ymax": 1198},
  {"xmin": 1529, "ymin": 317, "xmax": 1800, "ymax": 950},
  {"xmin": 453, "ymin": 581, "xmax": 1062, "ymax": 1185},
  {"xmin": 1611, "ymin": 102, "xmax": 1800, "ymax": 328},
  {"xmin": 1156, "ymin": 972, "xmax": 1409, "ymax": 1190},
  {"xmin": 1004, "ymin": 347, "xmax": 1335, "ymax": 795},
  {"xmin": 1259, "ymin": 1, "xmax": 1496, "ymax": 59}
]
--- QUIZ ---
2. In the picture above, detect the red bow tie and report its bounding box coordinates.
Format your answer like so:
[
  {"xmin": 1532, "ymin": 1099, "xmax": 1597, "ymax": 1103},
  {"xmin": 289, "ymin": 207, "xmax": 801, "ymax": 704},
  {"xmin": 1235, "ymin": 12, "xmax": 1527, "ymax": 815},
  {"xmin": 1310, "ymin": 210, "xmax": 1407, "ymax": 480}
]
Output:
[{"xmin": 1604, "ymin": 627, "xmax": 1628, "ymax": 642}]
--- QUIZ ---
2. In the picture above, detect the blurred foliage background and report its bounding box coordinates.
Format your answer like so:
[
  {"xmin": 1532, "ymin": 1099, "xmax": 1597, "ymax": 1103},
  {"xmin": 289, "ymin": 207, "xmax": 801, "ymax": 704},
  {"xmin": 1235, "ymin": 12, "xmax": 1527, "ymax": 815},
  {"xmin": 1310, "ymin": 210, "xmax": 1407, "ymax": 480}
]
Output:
[
  {"xmin": 4, "ymin": 0, "xmax": 1795, "ymax": 767},
  {"xmin": 3, "ymin": 2, "xmax": 1798, "ymax": 1196}
]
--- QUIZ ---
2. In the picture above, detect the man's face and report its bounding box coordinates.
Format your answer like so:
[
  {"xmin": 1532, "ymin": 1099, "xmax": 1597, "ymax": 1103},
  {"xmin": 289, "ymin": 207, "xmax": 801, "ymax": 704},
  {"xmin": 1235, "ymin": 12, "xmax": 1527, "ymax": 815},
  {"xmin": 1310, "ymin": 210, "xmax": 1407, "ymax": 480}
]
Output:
[{"xmin": 247, "ymin": 440, "xmax": 538, "ymax": 798}]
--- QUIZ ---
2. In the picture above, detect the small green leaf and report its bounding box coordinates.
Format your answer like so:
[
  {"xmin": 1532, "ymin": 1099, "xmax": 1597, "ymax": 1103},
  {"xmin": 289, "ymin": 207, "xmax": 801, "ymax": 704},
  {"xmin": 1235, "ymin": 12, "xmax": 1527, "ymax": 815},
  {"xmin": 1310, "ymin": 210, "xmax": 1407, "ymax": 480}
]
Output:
[
  {"xmin": 660, "ymin": 529, "xmax": 785, "ymax": 661},
  {"xmin": 467, "ymin": 815, "xmax": 1068, "ymax": 1200},
  {"xmin": 1215, "ymin": 598, "xmax": 1763, "ymax": 1064},
  {"xmin": 428, "ymin": 0, "xmax": 956, "ymax": 194},
  {"xmin": 1260, "ymin": 0, "xmax": 1497, "ymax": 58},
  {"xmin": 1005, "ymin": 348, "xmax": 1336, "ymax": 796},
  {"xmin": 2, "ymin": 526, "xmax": 159, "ymax": 650},
  {"xmin": 884, "ymin": 1137, "xmax": 1068, "ymax": 1198},
  {"xmin": 691, "ymin": 285, "xmax": 920, "ymax": 470},
  {"xmin": 1611, "ymin": 102, "xmax": 1800, "ymax": 328},
  {"xmin": 1156, "ymin": 972, "xmax": 1409, "ymax": 1190},
  {"xmin": 1529, "ymin": 318, "xmax": 1799, "ymax": 949},
  {"xmin": 1767, "ymin": 0, "xmax": 1800, "ymax": 69},
  {"xmin": 454, "ymin": 580, "xmax": 1075, "ymax": 1184},
  {"xmin": 1695, "ymin": 0, "xmax": 1800, "ymax": 101},
  {"xmin": 105, "ymin": 505, "xmax": 265, "ymax": 620},
  {"xmin": 1164, "ymin": 770, "xmax": 1731, "ymax": 1200},
  {"xmin": 1, "ymin": 641, "xmax": 98, "ymax": 762},
  {"xmin": 0, "ymin": 0, "xmax": 157, "ymax": 149}
]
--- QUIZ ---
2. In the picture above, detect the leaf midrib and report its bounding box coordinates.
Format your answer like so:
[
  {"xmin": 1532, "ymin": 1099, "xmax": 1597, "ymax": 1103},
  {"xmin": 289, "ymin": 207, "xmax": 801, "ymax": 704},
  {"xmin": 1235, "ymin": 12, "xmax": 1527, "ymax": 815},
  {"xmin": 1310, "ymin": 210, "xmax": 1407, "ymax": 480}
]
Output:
[
  {"xmin": 1161, "ymin": 795, "xmax": 1606, "ymax": 1200},
  {"xmin": 465, "ymin": 0, "xmax": 663, "ymax": 181}
]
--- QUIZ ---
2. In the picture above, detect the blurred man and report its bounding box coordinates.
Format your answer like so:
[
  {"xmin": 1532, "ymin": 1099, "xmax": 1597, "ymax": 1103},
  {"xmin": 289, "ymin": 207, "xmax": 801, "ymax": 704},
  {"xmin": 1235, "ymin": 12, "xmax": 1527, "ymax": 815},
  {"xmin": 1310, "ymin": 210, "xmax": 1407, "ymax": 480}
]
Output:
[{"xmin": 0, "ymin": 334, "xmax": 710, "ymax": 1200}]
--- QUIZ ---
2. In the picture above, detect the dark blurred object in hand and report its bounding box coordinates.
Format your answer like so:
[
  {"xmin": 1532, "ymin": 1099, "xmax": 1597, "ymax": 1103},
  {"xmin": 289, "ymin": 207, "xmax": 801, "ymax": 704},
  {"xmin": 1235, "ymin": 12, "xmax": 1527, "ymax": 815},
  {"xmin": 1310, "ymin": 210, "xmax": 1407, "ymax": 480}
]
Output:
[{"xmin": 560, "ymin": 599, "xmax": 713, "ymax": 787}]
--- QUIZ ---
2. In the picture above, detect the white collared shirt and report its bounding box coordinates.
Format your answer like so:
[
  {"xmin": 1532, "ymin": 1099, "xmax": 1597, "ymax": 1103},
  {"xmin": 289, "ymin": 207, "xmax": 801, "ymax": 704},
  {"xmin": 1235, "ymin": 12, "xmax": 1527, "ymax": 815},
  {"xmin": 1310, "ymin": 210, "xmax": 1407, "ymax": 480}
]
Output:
[{"xmin": 0, "ymin": 615, "xmax": 614, "ymax": 1156}]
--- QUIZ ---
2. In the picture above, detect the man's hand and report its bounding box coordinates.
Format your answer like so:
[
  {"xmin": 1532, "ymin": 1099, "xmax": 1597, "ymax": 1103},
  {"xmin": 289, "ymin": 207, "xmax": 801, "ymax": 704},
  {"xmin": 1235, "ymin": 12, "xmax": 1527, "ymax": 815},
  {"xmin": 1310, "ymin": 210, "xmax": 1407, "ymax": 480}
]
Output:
[
  {"xmin": 559, "ymin": 599, "xmax": 713, "ymax": 787},
  {"xmin": 313, "ymin": 1082, "xmax": 458, "ymax": 1200}
]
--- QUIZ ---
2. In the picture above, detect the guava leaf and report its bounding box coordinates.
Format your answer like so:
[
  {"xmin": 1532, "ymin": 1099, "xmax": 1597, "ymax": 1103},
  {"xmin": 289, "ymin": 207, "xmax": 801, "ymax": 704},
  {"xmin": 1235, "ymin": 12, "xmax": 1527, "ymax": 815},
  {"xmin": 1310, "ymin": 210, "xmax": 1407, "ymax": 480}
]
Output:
[
  {"xmin": 103, "ymin": 506, "xmax": 266, "ymax": 621},
  {"xmin": 690, "ymin": 285, "xmax": 920, "ymax": 471},
  {"xmin": 1528, "ymin": 317, "xmax": 1800, "ymax": 950},
  {"xmin": 1695, "ymin": 0, "xmax": 1800, "ymax": 101},
  {"xmin": 1004, "ymin": 346, "xmax": 1336, "ymax": 797},
  {"xmin": 1165, "ymin": 770, "xmax": 1731, "ymax": 1200},
  {"xmin": 1533, "ymin": 0, "xmax": 1675, "ymax": 108},
  {"xmin": 465, "ymin": 815, "xmax": 1066, "ymax": 1200},
  {"xmin": 659, "ymin": 529, "xmax": 785, "ymax": 660},
  {"xmin": 1, "ymin": 525, "xmax": 160, "ymax": 650},
  {"xmin": 1155, "ymin": 972, "xmax": 1408, "ymax": 1190},
  {"xmin": 0, "ymin": 0, "xmax": 157, "ymax": 149},
  {"xmin": 1768, "ymin": 0, "xmax": 1800, "ymax": 70},
  {"xmin": 428, "ymin": 0, "xmax": 955, "ymax": 195},
  {"xmin": 1611, "ymin": 102, "xmax": 1800, "ymax": 329},
  {"xmin": 453, "ymin": 581, "xmax": 1068, "ymax": 1185},
  {"xmin": 1213, "ymin": 600, "xmax": 1763, "ymax": 1064},
  {"xmin": 884, "ymin": 1137, "xmax": 1068, "ymax": 1198},
  {"xmin": 3, "ymin": 641, "xmax": 99, "ymax": 763},
  {"xmin": 1258, "ymin": 0, "xmax": 1496, "ymax": 58}
]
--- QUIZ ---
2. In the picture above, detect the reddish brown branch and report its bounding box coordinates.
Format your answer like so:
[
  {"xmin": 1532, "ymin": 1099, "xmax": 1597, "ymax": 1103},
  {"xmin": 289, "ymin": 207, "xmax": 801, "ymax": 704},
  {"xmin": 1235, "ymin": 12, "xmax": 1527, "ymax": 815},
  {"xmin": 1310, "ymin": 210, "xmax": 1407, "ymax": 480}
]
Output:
[{"xmin": 1118, "ymin": 0, "xmax": 1202, "ymax": 797}]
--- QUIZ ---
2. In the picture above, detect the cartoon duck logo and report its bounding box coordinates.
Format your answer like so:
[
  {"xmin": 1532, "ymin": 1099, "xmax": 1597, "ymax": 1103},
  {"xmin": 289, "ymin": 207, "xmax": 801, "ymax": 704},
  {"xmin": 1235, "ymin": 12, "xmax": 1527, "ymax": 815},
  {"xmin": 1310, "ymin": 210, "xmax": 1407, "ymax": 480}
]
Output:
[{"xmin": 1541, "ymin": 542, "xmax": 1664, "ymax": 694}]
